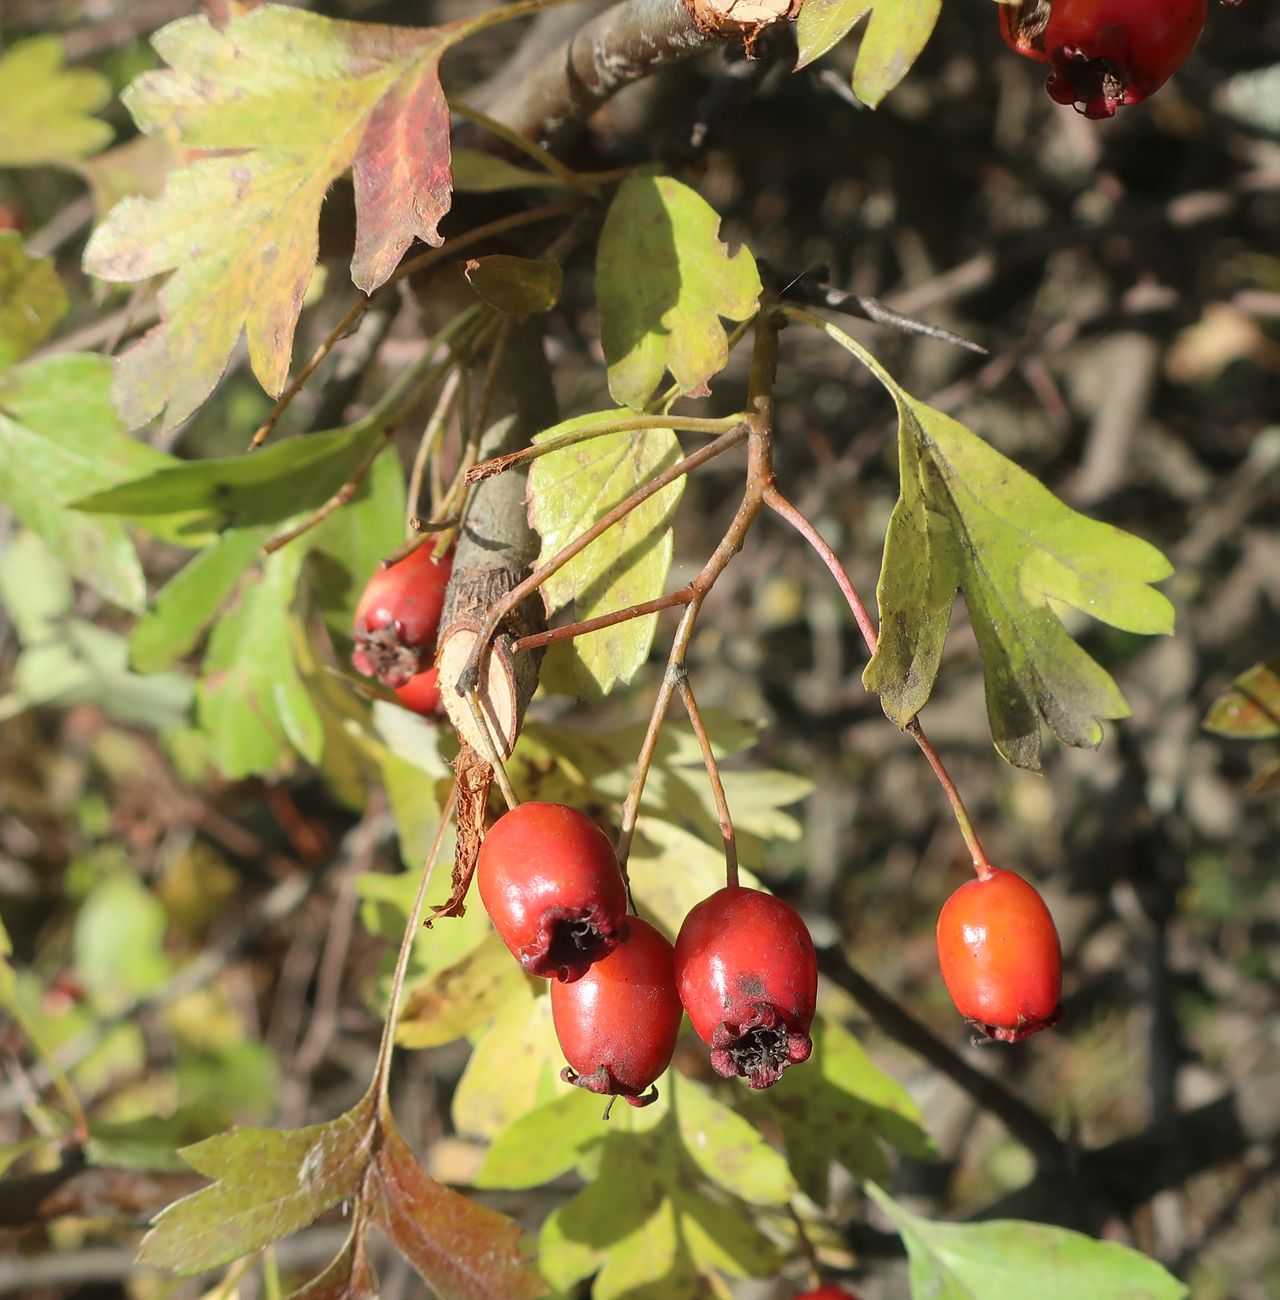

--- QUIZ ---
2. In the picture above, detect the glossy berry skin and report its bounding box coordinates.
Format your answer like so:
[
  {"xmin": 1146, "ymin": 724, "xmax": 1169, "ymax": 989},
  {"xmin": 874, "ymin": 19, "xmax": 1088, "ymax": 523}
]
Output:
[
  {"xmin": 796, "ymin": 1287, "xmax": 861, "ymax": 1300},
  {"xmin": 551, "ymin": 917, "xmax": 683, "ymax": 1108},
  {"xmin": 936, "ymin": 867, "xmax": 1063, "ymax": 1043},
  {"xmin": 478, "ymin": 802, "xmax": 628, "ymax": 982},
  {"xmin": 351, "ymin": 544, "xmax": 453, "ymax": 688},
  {"xmin": 1001, "ymin": 0, "xmax": 1207, "ymax": 119},
  {"xmin": 673, "ymin": 886, "xmax": 816, "ymax": 1089},
  {"xmin": 394, "ymin": 667, "xmax": 442, "ymax": 717}
]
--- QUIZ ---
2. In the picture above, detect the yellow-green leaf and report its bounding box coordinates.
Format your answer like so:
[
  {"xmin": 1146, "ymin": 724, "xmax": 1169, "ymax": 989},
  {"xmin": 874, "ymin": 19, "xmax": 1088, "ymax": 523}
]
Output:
[
  {"xmin": 0, "ymin": 234, "xmax": 68, "ymax": 367},
  {"xmin": 0, "ymin": 36, "xmax": 112, "ymax": 167}
]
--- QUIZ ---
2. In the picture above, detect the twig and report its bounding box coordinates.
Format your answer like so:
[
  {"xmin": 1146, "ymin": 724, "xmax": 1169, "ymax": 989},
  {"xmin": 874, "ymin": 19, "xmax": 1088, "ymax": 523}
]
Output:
[
  {"xmin": 406, "ymin": 369, "xmax": 462, "ymax": 533},
  {"xmin": 676, "ymin": 673, "xmax": 738, "ymax": 888},
  {"xmin": 817, "ymin": 949, "xmax": 1066, "ymax": 1170},
  {"xmin": 511, "ymin": 588, "xmax": 695, "ymax": 654}
]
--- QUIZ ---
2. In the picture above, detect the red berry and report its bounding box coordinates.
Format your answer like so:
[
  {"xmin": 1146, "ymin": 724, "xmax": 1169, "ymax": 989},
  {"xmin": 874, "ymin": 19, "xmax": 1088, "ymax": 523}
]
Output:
[
  {"xmin": 1002, "ymin": 0, "xmax": 1207, "ymax": 118},
  {"xmin": 796, "ymin": 1286, "xmax": 861, "ymax": 1300},
  {"xmin": 551, "ymin": 917, "xmax": 683, "ymax": 1108},
  {"xmin": 673, "ymin": 886, "xmax": 816, "ymax": 1089},
  {"xmin": 936, "ymin": 867, "xmax": 1063, "ymax": 1043},
  {"xmin": 351, "ymin": 544, "xmax": 453, "ymax": 688},
  {"xmin": 477, "ymin": 802, "xmax": 628, "ymax": 982},
  {"xmin": 394, "ymin": 667, "xmax": 442, "ymax": 716}
]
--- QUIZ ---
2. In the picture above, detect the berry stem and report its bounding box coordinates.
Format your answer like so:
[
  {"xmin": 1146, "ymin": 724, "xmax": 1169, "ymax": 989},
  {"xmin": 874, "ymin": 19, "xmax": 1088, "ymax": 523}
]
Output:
[
  {"xmin": 512, "ymin": 587, "xmax": 695, "ymax": 655},
  {"xmin": 464, "ymin": 688, "xmax": 521, "ymax": 810},
  {"xmin": 406, "ymin": 367, "xmax": 462, "ymax": 537},
  {"xmin": 763, "ymin": 486, "xmax": 993, "ymax": 878},
  {"xmin": 675, "ymin": 670, "xmax": 739, "ymax": 889}
]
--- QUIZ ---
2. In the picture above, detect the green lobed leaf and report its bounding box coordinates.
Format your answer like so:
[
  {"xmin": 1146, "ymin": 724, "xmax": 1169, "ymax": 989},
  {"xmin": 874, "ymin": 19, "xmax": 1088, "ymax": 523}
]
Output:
[
  {"xmin": 529, "ymin": 414, "xmax": 686, "ymax": 696},
  {"xmin": 1204, "ymin": 659, "xmax": 1280, "ymax": 739},
  {"xmin": 138, "ymin": 1094, "xmax": 377, "ymax": 1273},
  {"xmin": 73, "ymin": 875, "xmax": 173, "ymax": 1013},
  {"xmin": 808, "ymin": 317, "xmax": 1174, "ymax": 769},
  {"xmin": 474, "ymin": 1088, "xmax": 608, "ymax": 1191},
  {"xmin": 366, "ymin": 1112, "xmax": 544, "ymax": 1300},
  {"xmin": 0, "ymin": 233, "xmax": 68, "ymax": 367},
  {"xmin": 598, "ymin": 176, "xmax": 761, "ymax": 409},
  {"xmin": 795, "ymin": 0, "xmax": 942, "ymax": 107},
  {"xmin": 540, "ymin": 1096, "xmax": 778, "ymax": 1298},
  {"xmin": 0, "ymin": 354, "xmax": 172, "ymax": 610},
  {"xmin": 0, "ymin": 36, "xmax": 113, "ymax": 167},
  {"xmin": 866, "ymin": 1183, "xmax": 1189, "ymax": 1300},
  {"xmin": 82, "ymin": 7, "xmax": 462, "ymax": 431},
  {"xmin": 753, "ymin": 1017, "xmax": 932, "ymax": 1204}
]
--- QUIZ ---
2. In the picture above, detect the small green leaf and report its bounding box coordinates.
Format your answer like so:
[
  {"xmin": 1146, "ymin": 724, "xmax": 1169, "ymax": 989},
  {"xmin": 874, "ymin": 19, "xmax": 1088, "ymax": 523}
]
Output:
[
  {"xmin": 367, "ymin": 1113, "xmax": 544, "ymax": 1299},
  {"xmin": 598, "ymin": 176, "xmax": 760, "ymax": 409},
  {"xmin": 796, "ymin": 0, "xmax": 941, "ymax": 108},
  {"xmin": 1204, "ymin": 659, "xmax": 1280, "ymax": 739},
  {"xmin": 866, "ymin": 1182, "xmax": 1188, "ymax": 1300},
  {"xmin": 529, "ymin": 417, "xmax": 685, "ymax": 695},
  {"xmin": 139, "ymin": 1095, "xmax": 376, "ymax": 1273},
  {"xmin": 0, "ymin": 528, "xmax": 74, "ymax": 644},
  {"xmin": 196, "ymin": 545, "xmax": 320, "ymax": 778},
  {"xmin": 0, "ymin": 233, "xmax": 68, "ymax": 367},
  {"xmin": 0, "ymin": 354, "xmax": 171, "ymax": 610},
  {"xmin": 74, "ymin": 876, "xmax": 173, "ymax": 1012},
  {"xmin": 130, "ymin": 527, "xmax": 270, "ymax": 673},
  {"xmin": 754, "ymin": 1018, "xmax": 932, "ymax": 1203},
  {"xmin": 74, "ymin": 423, "xmax": 387, "ymax": 531},
  {"xmin": 0, "ymin": 36, "xmax": 113, "ymax": 166},
  {"xmin": 464, "ymin": 254, "xmax": 562, "ymax": 315},
  {"xmin": 451, "ymin": 148, "xmax": 568, "ymax": 193}
]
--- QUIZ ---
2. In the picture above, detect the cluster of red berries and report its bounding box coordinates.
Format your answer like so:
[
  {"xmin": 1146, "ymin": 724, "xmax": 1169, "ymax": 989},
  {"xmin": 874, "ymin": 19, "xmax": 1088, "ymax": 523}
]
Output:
[
  {"xmin": 350, "ymin": 541, "xmax": 454, "ymax": 715},
  {"xmin": 476, "ymin": 801, "xmax": 818, "ymax": 1106},
  {"xmin": 1000, "ymin": 0, "xmax": 1209, "ymax": 118}
]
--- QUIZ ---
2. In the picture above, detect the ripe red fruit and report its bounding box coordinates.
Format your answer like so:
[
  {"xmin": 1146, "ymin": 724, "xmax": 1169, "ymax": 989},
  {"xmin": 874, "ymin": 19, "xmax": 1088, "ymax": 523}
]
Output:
[
  {"xmin": 796, "ymin": 1286, "xmax": 861, "ymax": 1300},
  {"xmin": 1000, "ymin": 0, "xmax": 1207, "ymax": 118},
  {"xmin": 551, "ymin": 917, "xmax": 683, "ymax": 1108},
  {"xmin": 477, "ymin": 802, "xmax": 628, "ymax": 982},
  {"xmin": 936, "ymin": 867, "xmax": 1063, "ymax": 1043},
  {"xmin": 394, "ymin": 667, "xmax": 442, "ymax": 716},
  {"xmin": 673, "ymin": 886, "xmax": 817, "ymax": 1089},
  {"xmin": 351, "ymin": 543, "xmax": 453, "ymax": 688}
]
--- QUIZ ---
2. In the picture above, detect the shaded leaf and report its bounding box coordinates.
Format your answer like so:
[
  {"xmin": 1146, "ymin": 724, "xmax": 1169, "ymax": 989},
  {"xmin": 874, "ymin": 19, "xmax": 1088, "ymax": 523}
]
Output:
[
  {"xmin": 0, "ymin": 36, "xmax": 113, "ymax": 166},
  {"xmin": 0, "ymin": 233, "xmax": 68, "ymax": 366},
  {"xmin": 809, "ymin": 319, "xmax": 1173, "ymax": 769},
  {"xmin": 1204, "ymin": 659, "xmax": 1280, "ymax": 739},
  {"xmin": 598, "ymin": 176, "xmax": 760, "ymax": 409},
  {"xmin": 465, "ymin": 254, "xmax": 563, "ymax": 316},
  {"xmin": 367, "ymin": 1113, "xmax": 542, "ymax": 1300},
  {"xmin": 452, "ymin": 148, "xmax": 569, "ymax": 193},
  {"xmin": 139, "ymin": 1094, "xmax": 376, "ymax": 1273},
  {"xmin": 289, "ymin": 1220, "xmax": 378, "ymax": 1300},
  {"xmin": 866, "ymin": 1183, "xmax": 1188, "ymax": 1300},
  {"xmin": 753, "ymin": 1018, "xmax": 932, "ymax": 1204},
  {"xmin": 529, "ymin": 417, "xmax": 685, "ymax": 695},
  {"xmin": 796, "ymin": 0, "xmax": 941, "ymax": 107},
  {"xmin": 73, "ymin": 875, "xmax": 173, "ymax": 1013},
  {"xmin": 0, "ymin": 354, "xmax": 170, "ymax": 610},
  {"xmin": 83, "ymin": 7, "xmax": 462, "ymax": 430},
  {"xmin": 77, "ymin": 133, "xmax": 180, "ymax": 217}
]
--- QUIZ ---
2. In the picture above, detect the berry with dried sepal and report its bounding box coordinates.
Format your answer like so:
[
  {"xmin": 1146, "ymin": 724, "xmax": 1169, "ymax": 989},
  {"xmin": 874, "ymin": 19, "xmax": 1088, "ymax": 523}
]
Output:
[
  {"xmin": 936, "ymin": 867, "xmax": 1063, "ymax": 1043},
  {"xmin": 351, "ymin": 543, "xmax": 452, "ymax": 689},
  {"xmin": 478, "ymin": 802, "xmax": 628, "ymax": 983},
  {"xmin": 674, "ymin": 886, "xmax": 817, "ymax": 1089},
  {"xmin": 552, "ymin": 917, "xmax": 683, "ymax": 1108}
]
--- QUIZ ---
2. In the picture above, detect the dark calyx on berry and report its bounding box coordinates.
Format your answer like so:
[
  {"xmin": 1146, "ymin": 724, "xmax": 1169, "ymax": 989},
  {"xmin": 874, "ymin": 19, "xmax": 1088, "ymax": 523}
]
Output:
[
  {"xmin": 351, "ymin": 610, "xmax": 432, "ymax": 688},
  {"xmin": 709, "ymin": 1002, "xmax": 812, "ymax": 1089},
  {"xmin": 1047, "ymin": 41, "xmax": 1131, "ymax": 118},
  {"xmin": 969, "ymin": 1004, "xmax": 1063, "ymax": 1045},
  {"xmin": 525, "ymin": 907, "xmax": 626, "ymax": 983},
  {"xmin": 560, "ymin": 1063, "xmax": 658, "ymax": 1108}
]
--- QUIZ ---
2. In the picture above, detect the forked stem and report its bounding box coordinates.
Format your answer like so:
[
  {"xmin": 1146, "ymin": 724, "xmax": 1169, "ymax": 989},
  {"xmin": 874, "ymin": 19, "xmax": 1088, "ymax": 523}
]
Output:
[{"xmin": 763, "ymin": 486, "xmax": 992, "ymax": 877}]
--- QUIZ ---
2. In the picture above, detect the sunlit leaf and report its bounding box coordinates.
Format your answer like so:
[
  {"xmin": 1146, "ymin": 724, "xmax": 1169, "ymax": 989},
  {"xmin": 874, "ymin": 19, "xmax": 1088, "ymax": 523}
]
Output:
[
  {"xmin": 451, "ymin": 148, "xmax": 569, "ymax": 193},
  {"xmin": 529, "ymin": 416, "xmax": 685, "ymax": 695},
  {"xmin": 598, "ymin": 176, "xmax": 760, "ymax": 409},
  {"xmin": 0, "ymin": 355, "xmax": 170, "ymax": 610},
  {"xmin": 475, "ymin": 1088, "xmax": 607, "ymax": 1191},
  {"xmin": 0, "ymin": 36, "xmax": 113, "ymax": 166},
  {"xmin": 0, "ymin": 233, "xmax": 68, "ymax": 367},
  {"xmin": 82, "ymin": 7, "xmax": 463, "ymax": 430},
  {"xmin": 866, "ymin": 1183, "xmax": 1188, "ymax": 1299},
  {"xmin": 808, "ymin": 317, "xmax": 1174, "ymax": 769},
  {"xmin": 397, "ymin": 934, "xmax": 527, "ymax": 1048},
  {"xmin": 796, "ymin": 0, "xmax": 941, "ymax": 107},
  {"xmin": 139, "ymin": 1094, "xmax": 376, "ymax": 1273}
]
